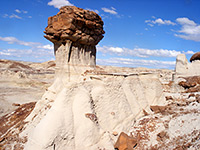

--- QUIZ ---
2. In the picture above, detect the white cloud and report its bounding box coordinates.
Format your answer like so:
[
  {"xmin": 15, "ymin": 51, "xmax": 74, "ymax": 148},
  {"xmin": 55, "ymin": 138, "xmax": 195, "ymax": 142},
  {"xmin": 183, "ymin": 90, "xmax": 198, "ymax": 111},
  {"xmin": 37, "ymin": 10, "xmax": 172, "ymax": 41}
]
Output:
[
  {"xmin": 37, "ymin": 44, "xmax": 54, "ymax": 50},
  {"xmin": 97, "ymin": 46, "xmax": 189, "ymax": 58},
  {"xmin": 0, "ymin": 37, "xmax": 54, "ymax": 62},
  {"xmin": 3, "ymin": 14, "xmax": 22, "ymax": 19},
  {"xmin": 132, "ymin": 48, "xmax": 180, "ymax": 57},
  {"xmin": 175, "ymin": 17, "xmax": 200, "ymax": 42},
  {"xmin": 111, "ymin": 7, "xmax": 116, "ymax": 10},
  {"xmin": 85, "ymin": 8, "xmax": 99, "ymax": 14},
  {"xmin": 0, "ymin": 48, "xmax": 54, "ymax": 62},
  {"xmin": 105, "ymin": 47, "xmax": 124, "ymax": 53},
  {"xmin": 147, "ymin": 23, "xmax": 154, "ymax": 27},
  {"xmin": 97, "ymin": 57, "xmax": 176, "ymax": 69},
  {"xmin": 0, "ymin": 36, "xmax": 39, "ymax": 46},
  {"xmin": 154, "ymin": 18, "xmax": 165, "ymax": 24},
  {"xmin": 98, "ymin": 46, "xmax": 123, "ymax": 54},
  {"xmin": 102, "ymin": 7, "xmax": 117, "ymax": 15},
  {"xmin": 185, "ymin": 50, "xmax": 195, "ymax": 54},
  {"xmin": 3, "ymin": 9, "xmax": 28, "ymax": 20},
  {"xmin": 9, "ymin": 14, "xmax": 22, "ymax": 19},
  {"xmin": 174, "ymin": 34, "xmax": 200, "ymax": 42},
  {"xmin": 145, "ymin": 18, "xmax": 176, "ymax": 26},
  {"xmin": 145, "ymin": 17, "xmax": 200, "ymax": 42},
  {"xmin": 0, "ymin": 36, "xmax": 20, "ymax": 44},
  {"xmin": 15, "ymin": 9, "xmax": 28, "ymax": 14},
  {"xmin": 48, "ymin": 0, "xmax": 73, "ymax": 9},
  {"xmin": 176, "ymin": 17, "xmax": 196, "ymax": 26},
  {"xmin": 0, "ymin": 36, "xmax": 53, "ymax": 51},
  {"xmin": 0, "ymin": 51, "xmax": 11, "ymax": 56},
  {"xmin": 15, "ymin": 9, "xmax": 21, "ymax": 13}
]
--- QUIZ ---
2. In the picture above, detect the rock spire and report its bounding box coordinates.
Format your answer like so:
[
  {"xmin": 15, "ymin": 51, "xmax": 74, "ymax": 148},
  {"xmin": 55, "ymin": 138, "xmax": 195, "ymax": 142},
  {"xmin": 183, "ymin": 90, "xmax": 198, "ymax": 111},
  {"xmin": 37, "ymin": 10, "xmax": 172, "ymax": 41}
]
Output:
[{"xmin": 44, "ymin": 6, "xmax": 105, "ymax": 69}]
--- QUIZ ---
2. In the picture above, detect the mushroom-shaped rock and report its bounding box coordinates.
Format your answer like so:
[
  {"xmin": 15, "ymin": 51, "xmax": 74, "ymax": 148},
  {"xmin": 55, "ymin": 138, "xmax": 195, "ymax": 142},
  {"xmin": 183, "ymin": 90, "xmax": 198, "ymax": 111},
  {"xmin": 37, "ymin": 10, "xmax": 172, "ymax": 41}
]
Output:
[
  {"xmin": 190, "ymin": 52, "xmax": 200, "ymax": 62},
  {"xmin": 44, "ymin": 6, "xmax": 105, "ymax": 81}
]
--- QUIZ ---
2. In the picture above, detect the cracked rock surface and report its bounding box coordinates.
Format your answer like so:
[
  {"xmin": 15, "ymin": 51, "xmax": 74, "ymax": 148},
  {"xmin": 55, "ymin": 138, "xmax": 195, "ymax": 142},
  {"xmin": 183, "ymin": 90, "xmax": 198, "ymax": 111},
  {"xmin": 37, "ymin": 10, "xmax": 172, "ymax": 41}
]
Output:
[{"xmin": 44, "ymin": 6, "xmax": 105, "ymax": 45}]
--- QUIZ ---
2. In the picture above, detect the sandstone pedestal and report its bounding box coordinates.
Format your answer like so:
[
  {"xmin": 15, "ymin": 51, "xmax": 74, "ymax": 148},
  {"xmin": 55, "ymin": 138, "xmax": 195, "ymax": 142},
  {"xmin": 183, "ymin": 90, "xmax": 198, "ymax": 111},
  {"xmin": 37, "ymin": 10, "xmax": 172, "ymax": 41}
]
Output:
[{"xmin": 44, "ymin": 6, "xmax": 105, "ymax": 82}]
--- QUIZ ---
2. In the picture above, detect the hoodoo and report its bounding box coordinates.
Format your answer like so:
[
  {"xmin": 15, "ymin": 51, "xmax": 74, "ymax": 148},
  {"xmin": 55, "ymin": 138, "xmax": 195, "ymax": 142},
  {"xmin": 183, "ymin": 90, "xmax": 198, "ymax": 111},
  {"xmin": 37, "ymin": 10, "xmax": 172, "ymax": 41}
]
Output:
[
  {"xmin": 5, "ymin": 6, "xmax": 166, "ymax": 150},
  {"xmin": 21, "ymin": 6, "xmax": 166, "ymax": 150},
  {"xmin": 0, "ymin": 4, "xmax": 199, "ymax": 150},
  {"xmin": 44, "ymin": 6, "xmax": 105, "ymax": 81}
]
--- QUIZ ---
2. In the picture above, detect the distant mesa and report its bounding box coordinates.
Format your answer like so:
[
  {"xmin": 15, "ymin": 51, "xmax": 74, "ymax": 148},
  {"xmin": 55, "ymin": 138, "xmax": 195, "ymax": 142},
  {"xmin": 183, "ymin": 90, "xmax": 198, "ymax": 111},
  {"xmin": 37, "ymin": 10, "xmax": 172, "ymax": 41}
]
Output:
[{"xmin": 190, "ymin": 52, "xmax": 200, "ymax": 62}]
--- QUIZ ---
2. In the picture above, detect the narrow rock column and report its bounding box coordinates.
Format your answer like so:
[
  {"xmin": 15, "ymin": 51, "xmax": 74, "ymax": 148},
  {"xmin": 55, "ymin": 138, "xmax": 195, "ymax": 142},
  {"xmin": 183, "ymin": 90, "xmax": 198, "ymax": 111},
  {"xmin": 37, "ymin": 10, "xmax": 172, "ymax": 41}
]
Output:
[
  {"xmin": 175, "ymin": 54, "xmax": 188, "ymax": 75},
  {"xmin": 44, "ymin": 6, "xmax": 105, "ymax": 82}
]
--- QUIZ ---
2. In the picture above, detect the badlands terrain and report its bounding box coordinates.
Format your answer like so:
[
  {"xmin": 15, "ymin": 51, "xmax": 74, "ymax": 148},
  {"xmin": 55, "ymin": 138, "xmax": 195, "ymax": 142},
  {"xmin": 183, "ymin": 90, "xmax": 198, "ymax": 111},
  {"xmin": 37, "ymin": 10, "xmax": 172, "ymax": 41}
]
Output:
[
  {"xmin": 0, "ymin": 6, "xmax": 200, "ymax": 150},
  {"xmin": 0, "ymin": 59, "xmax": 55, "ymax": 118},
  {"xmin": 0, "ymin": 58, "xmax": 199, "ymax": 150},
  {"xmin": 0, "ymin": 59, "xmax": 172, "ymax": 118}
]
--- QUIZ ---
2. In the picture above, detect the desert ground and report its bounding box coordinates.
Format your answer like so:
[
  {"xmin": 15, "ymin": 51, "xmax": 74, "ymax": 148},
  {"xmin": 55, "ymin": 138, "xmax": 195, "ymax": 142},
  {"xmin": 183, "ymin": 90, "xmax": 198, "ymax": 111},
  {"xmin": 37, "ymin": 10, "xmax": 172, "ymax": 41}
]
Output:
[
  {"xmin": 0, "ymin": 58, "xmax": 199, "ymax": 150},
  {"xmin": 0, "ymin": 60, "xmax": 55, "ymax": 117}
]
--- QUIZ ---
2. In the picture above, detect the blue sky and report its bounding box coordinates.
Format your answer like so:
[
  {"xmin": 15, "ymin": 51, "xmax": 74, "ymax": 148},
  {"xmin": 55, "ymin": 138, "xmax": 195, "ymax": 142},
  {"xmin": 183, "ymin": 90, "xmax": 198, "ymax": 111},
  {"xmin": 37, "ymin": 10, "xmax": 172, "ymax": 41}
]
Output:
[{"xmin": 0, "ymin": 0, "xmax": 200, "ymax": 69}]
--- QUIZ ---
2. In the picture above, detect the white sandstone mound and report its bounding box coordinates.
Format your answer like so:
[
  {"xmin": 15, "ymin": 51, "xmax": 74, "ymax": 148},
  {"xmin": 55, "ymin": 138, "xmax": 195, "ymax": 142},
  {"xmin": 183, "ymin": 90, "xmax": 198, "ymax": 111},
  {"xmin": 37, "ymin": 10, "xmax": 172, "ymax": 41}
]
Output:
[
  {"xmin": 175, "ymin": 54, "xmax": 200, "ymax": 76},
  {"xmin": 23, "ymin": 72, "xmax": 166, "ymax": 150}
]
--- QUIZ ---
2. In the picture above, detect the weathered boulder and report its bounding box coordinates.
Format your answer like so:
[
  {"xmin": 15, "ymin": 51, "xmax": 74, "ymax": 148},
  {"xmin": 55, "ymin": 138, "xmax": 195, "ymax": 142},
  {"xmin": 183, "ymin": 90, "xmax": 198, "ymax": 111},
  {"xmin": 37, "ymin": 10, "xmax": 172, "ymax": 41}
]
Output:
[
  {"xmin": 44, "ymin": 6, "xmax": 104, "ymax": 45},
  {"xmin": 114, "ymin": 132, "xmax": 137, "ymax": 150},
  {"xmin": 190, "ymin": 52, "xmax": 200, "ymax": 62},
  {"xmin": 178, "ymin": 76, "xmax": 200, "ymax": 92}
]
